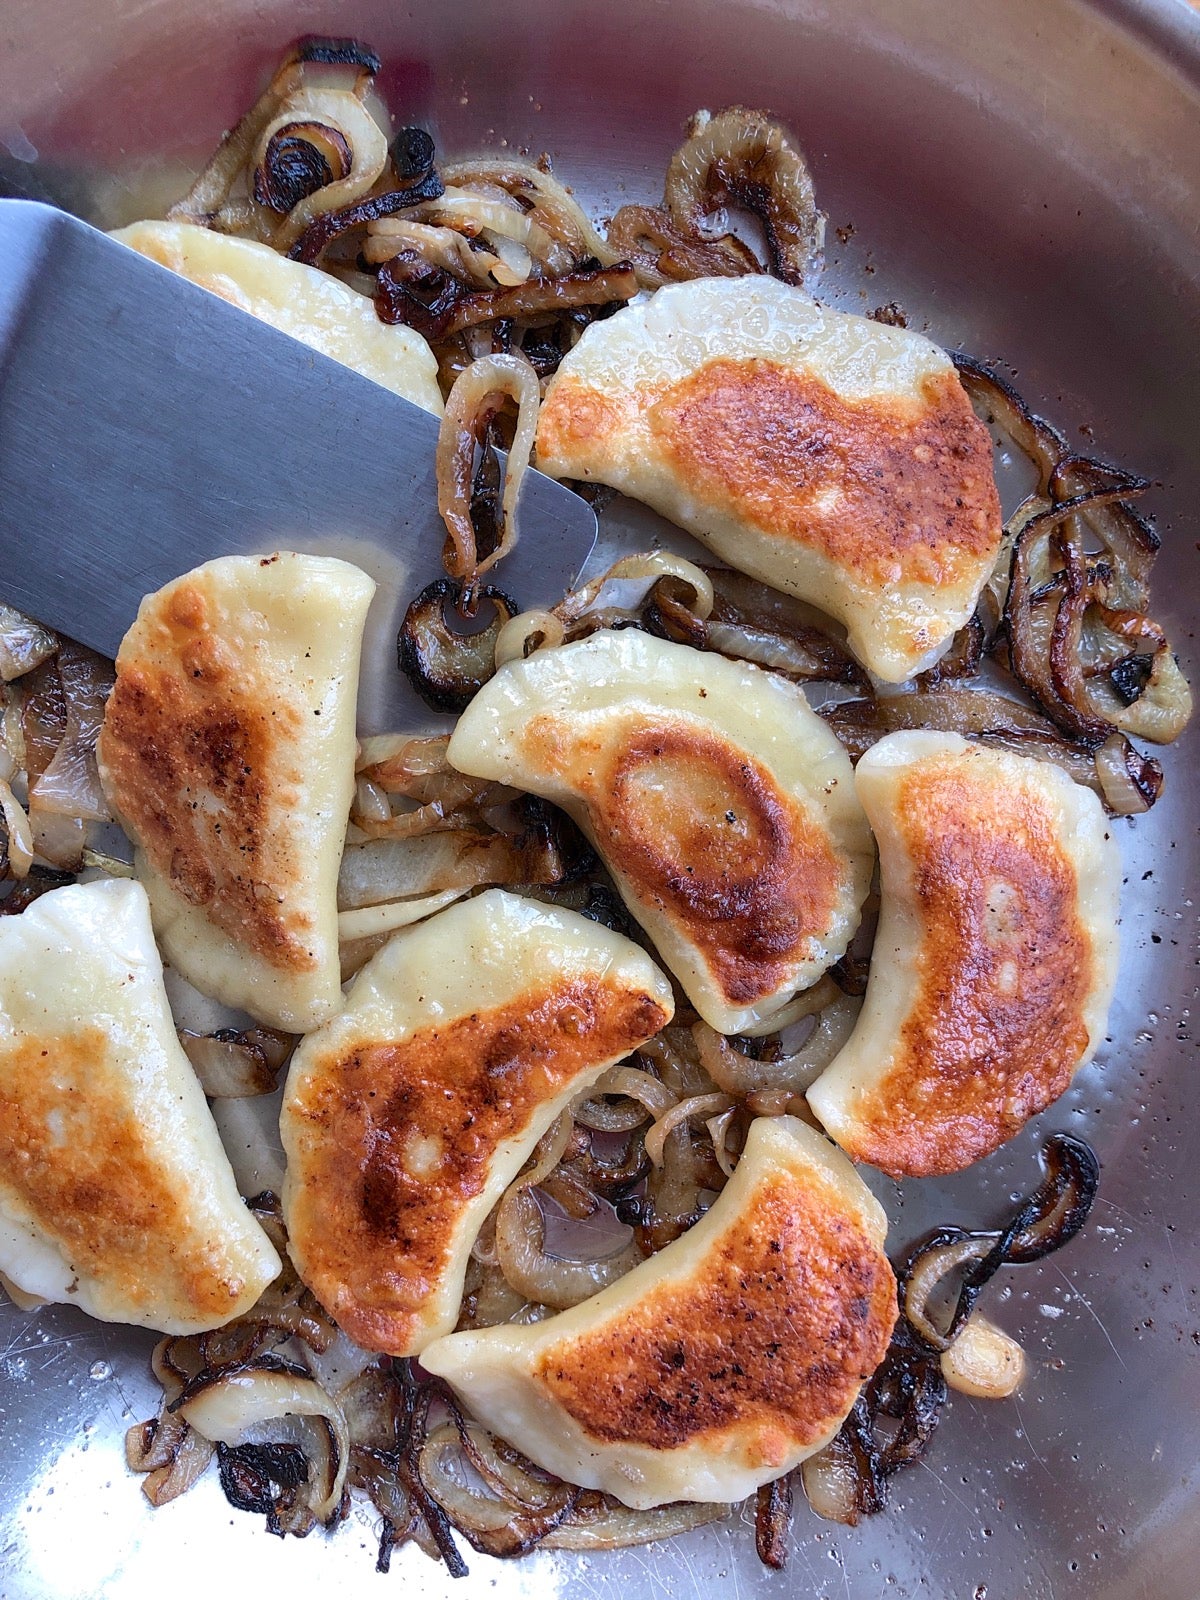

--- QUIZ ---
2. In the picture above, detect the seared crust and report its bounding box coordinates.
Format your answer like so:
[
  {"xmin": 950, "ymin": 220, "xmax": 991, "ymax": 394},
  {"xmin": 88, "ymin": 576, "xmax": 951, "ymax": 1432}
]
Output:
[
  {"xmin": 807, "ymin": 733, "xmax": 1119, "ymax": 1178},
  {"xmin": 535, "ymin": 1166, "xmax": 896, "ymax": 1461},
  {"xmin": 649, "ymin": 361, "xmax": 999, "ymax": 587},
  {"xmin": 286, "ymin": 977, "xmax": 670, "ymax": 1353},
  {"xmin": 541, "ymin": 361, "xmax": 998, "ymax": 591},
  {"xmin": 521, "ymin": 712, "xmax": 841, "ymax": 1009},
  {"xmin": 99, "ymin": 574, "xmax": 312, "ymax": 970},
  {"xmin": 534, "ymin": 278, "xmax": 1005, "ymax": 681},
  {"xmin": 851, "ymin": 763, "xmax": 1093, "ymax": 1174},
  {"xmin": 420, "ymin": 1116, "xmax": 896, "ymax": 1507},
  {"xmin": 0, "ymin": 1028, "xmax": 254, "ymax": 1323}
]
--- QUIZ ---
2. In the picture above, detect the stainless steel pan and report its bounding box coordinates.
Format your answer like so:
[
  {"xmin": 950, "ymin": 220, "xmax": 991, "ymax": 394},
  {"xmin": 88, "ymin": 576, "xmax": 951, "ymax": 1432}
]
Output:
[{"xmin": 0, "ymin": 3, "xmax": 1196, "ymax": 1596}]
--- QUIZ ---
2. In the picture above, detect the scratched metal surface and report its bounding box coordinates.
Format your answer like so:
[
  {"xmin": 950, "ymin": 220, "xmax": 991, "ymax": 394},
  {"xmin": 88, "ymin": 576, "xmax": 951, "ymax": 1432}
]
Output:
[{"xmin": 0, "ymin": 2, "xmax": 1198, "ymax": 1597}]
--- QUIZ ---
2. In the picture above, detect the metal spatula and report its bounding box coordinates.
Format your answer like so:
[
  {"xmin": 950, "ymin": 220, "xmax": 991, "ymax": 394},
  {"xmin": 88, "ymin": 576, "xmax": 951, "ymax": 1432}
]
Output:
[{"xmin": 0, "ymin": 199, "xmax": 597, "ymax": 733}]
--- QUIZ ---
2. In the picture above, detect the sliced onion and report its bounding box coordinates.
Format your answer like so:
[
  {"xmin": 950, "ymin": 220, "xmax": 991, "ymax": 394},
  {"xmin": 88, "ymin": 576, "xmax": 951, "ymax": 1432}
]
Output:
[
  {"xmin": 902, "ymin": 1235, "xmax": 994, "ymax": 1351},
  {"xmin": 397, "ymin": 579, "xmax": 519, "ymax": 713},
  {"xmin": 644, "ymin": 1092, "xmax": 733, "ymax": 1168},
  {"xmin": 364, "ymin": 217, "xmax": 501, "ymax": 282},
  {"xmin": 494, "ymin": 1184, "xmax": 641, "ymax": 1309},
  {"xmin": 1093, "ymin": 733, "xmax": 1163, "ymax": 815},
  {"xmin": 253, "ymin": 117, "xmax": 352, "ymax": 213},
  {"xmin": 606, "ymin": 203, "xmax": 758, "ymax": 290},
  {"xmin": 377, "ymin": 256, "xmax": 637, "ymax": 339},
  {"xmin": 178, "ymin": 1027, "xmax": 294, "ymax": 1098},
  {"xmin": 0, "ymin": 605, "xmax": 58, "ymax": 682},
  {"xmin": 410, "ymin": 188, "xmax": 569, "ymax": 273},
  {"xmin": 939, "ymin": 1315, "xmax": 1026, "ymax": 1399},
  {"xmin": 736, "ymin": 974, "xmax": 841, "ymax": 1037},
  {"xmin": 576, "ymin": 1064, "xmax": 677, "ymax": 1128},
  {"xmin": 27, "ymin": 643, "xmax": 114, "ymax": 822},
  {"xmin": 178, "ymin": 1359, "xmax": 349, "ymax": 1524},
  {"xmin": 541, "ymin": 1496, "xmax": 730, "ymax": 1550},
  {"xmin": 336, "ymin": 887, "xmax": 469, "ymax": 944},
  {"xmin": 952, "ymin": 355, "xmax": 1068, "ymax": 495},
  {"xmin": 435, "ymin": 352, "xmax": 540, "ymax": 593},
  {"xmin": 800, "ymin": 1436, "xmax": 862, "ymax": 1527},
  {"xmin": 754, "ymin": 1475, "xmax": 793, "ymax": 1569},
  {"xmin": 0, "ymin": 779, "xmax": 34, "ymax": 880},
  {"xmin": 439, "ymin": 157, "xmax": 622, "ymax": 268},
  {"xmin": 416, "ymin": 1423, "xmax": 577, "ymax": 1557},
  {"xmin": 693, "ymin": 998, "xmax": 861, "ymax": 1099},
  {"xmin": 663, "ymin": 107, "xmax": 824, "ymax": 285},
  {"xmin": 126, "ymin": 1414, "xmax": 216, "ymax": 1507}
]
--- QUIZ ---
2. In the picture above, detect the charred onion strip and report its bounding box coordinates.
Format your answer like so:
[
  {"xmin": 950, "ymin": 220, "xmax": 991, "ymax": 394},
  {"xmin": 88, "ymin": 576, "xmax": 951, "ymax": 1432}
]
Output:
[
  {"xmin": 952, "ymin": 354, "xmax": 1067, "ymax": 493},
  {"xmin": 754, "ymin": 1475, "xmax": 793, "ymax": 1569},
  {"xmin": 287, "ymin": 174, "xmax": 446, "ymax": 264},
  {"xmin": 376, "ymin": 258, "xmax": 638, "ymax": 339},
  {"xmin": 397, "ymin": 578, "xmax": 520, "ymax": 712},
  {"xmin": 606, "ymin": 203, "xmax": 759, "ymax": 290},
  {"xmin": 799, "ymin": 1135, "xmax": 1099, "ymax": 1527}
]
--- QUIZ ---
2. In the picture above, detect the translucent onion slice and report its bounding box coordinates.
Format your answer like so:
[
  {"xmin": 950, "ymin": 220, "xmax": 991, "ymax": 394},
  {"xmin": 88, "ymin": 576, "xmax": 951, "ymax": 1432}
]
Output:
[
  {"xmin": 335, "ymin": 886, "xmax": 469, "ymax": 943},
  {"xmin": 177, "ymin": 1362, "xmax": 349, "ymax": 1523},
  {"xmin": 939, "ymin": 1315, "xmax": 1026, "ymax": 1399},
  {"xmin": 0, "ymin": 779, "xmax": 34, "ymax": 879},
  {"xmin": 541, "ymin": 1496, "xmax": 730, "ymax": 1550},
  {"xmin": 436, "ymin": 352, "xmax": 540, "ymax": 592}
]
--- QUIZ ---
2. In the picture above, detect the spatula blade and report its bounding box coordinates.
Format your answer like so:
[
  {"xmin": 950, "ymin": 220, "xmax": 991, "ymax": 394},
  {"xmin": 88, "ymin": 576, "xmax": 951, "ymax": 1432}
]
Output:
[{"xmin": 0, "ymin": 200, "xmax": 597, "ymax": 733}]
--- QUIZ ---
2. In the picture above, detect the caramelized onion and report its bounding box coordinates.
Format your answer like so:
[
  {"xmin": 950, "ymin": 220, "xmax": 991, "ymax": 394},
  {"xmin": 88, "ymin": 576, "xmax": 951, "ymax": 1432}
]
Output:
[
  {"xmin": 435, "ymin": 353, "xmax": 540, "ymax": 593},
  {"xmin": 644, "ymin": 1092, "xmax": 733, "ymax": 1168},
  {"xmin": 439, "ymin": 157, "xmax": 621, "ymax": 269},
  {"xmin": 606, "ymin": 203, "xmax": 758, "ymax": 290},
  {"xmin": 417, "ymin": 1423, "xmax": 577, "ymax": 1557},
  {"xmin": 0, "ymin": 780, "xmax": 34, "ymax": 880},
  {"xmin": 939, "ymin": 1315, "xmax": 1026, "ymax": 1399},
  {"xmin": 253, "ymin": 118, "xmax": 353, "ymax": 213},
  {"xmin": 663, "ymin": 107, "xmax": 824, "ymax": 286},
  {"xmin": 541, "ymin": 1496, "xmax": 729, "ymax": 1550},
  {"xmin": 805, "ymin": 1135, "xmax": 1100, "ymax": 1525},
  {"xmin": 646, "ymin": 565, "xmax": 865, "ymax": 686},
  {"xmin": 397, "ymin": 579, "xmax": 519, "ymax": 712},
  {"xmin": 754, "ymin": 1475, "xmax": 793, "ymax": 1569},
  {"xmin": 494, "ymin": 1184, "xmax": 641, "ymax": 1309},
  {"xmin": 692, "ymin": 997, "xmax": 861, "ymax": 1099},
  {"xmin": 378, "ymin": 258, "xmax": 637, "ymax": 338},
  {"xmin": 126, "ymin": 1413, "xmax": 215, "ymax": 1508},
  {"xmin": 288, "ymin": 173, "xmax": 446, "ymax": 265},
  {"xmin": 177, "ymin": 1356, "xmax": 349, "ymax": 1526},
  {"xmin": 27, "ymin": 643, "xmax": 113, "ymax": 822},
  {"xmin": 338, "ymin": 827, "xmax": 564, "ymax": 907},
  {"xmin": 178, "ymin": 1026, "xmax": 294, "ymax": 1098}
]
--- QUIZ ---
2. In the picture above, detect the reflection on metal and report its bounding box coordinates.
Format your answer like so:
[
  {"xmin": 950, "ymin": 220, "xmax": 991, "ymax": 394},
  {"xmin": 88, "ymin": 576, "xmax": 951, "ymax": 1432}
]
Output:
[{"xmin": 0, "ymin": 1, "xmax": 1197, "ymax": 1596}]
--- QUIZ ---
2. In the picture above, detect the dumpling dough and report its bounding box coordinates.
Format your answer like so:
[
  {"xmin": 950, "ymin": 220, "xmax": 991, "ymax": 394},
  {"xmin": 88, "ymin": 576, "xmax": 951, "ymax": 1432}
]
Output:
[
  {"xmin": 112, "ymin": 220, "xmax": 444, "ymax": 414},
  {"xmin": 807, "ymin": 731, "xmax": 1120, "ymax": 1177},
  {"xmin": 280, "ymin": 890, "xmax": 674, "ymax": 1355},
  {"xmin": 97, "ymin": 552, "xmax": 375, "ymax": 1032},
  {"xmin": 535, "ymin": 276, "xmax": 1002, "ymax": 682},
  {"xmin": 422, "ymin": 1115, "xmax": 896, "ymax": 1509},
  {"xmin": 448, "ymin": 630, "xmax": 874, "ymax": 1034},
  {"xmin": 0, "ymin": 879, "xmax": 280, "ymax": 1333}
]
